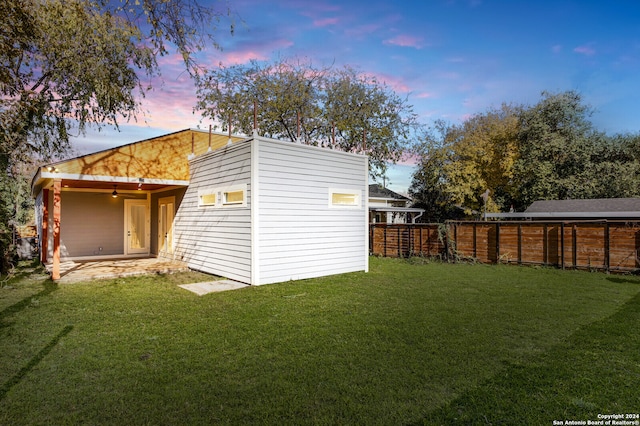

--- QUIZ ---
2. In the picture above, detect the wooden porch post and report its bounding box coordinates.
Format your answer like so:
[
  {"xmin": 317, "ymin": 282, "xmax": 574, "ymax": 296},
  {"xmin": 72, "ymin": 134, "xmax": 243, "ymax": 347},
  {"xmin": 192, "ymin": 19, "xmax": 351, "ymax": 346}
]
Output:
[
  {"xmin": 52, "ymin": 179, "xmax": 61, "ymax": 280},
  {"xmin": 41, "ymin": 189, "xmax": 49, "ymax": 263}
]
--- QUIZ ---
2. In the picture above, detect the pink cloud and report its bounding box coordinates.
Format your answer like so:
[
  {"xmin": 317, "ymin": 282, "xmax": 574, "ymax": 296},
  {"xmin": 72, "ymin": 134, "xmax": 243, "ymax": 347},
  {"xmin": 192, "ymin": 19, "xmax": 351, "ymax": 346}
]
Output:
[
  {"xmin": 222, "ymin": 50, "xmax": 271, "ymax": 65},
  {"xmin": 157, "ymin": 53, "xmax": 188, "ymax": 67},
  {"xmin": 204, "ymin": 39, "xmax": 295, "ymax": 66},
  {"xmin": 363, "ymin": 71, "xmax": 412, "ymax": 93},
  {"xmin": 574, "ymin": 44, "xmax": 596, "ymax": 56},
  {"xmin": 415, "ymin": 92, "xmax": 434, "ymax": 99},
  {"xmin": 137, "ymin": 79, "xmax": 200, "ymax": 130},
  {"xmin": 313, "ymin": 17, "xmax": 339, "ymax": 27},
  {"xmin": 294, "ymin": 1, "xmax": 342, "ymax": 27},
  {"xmin": 384, "ymin": 34, "xmax": 425, "ymax": 49}
]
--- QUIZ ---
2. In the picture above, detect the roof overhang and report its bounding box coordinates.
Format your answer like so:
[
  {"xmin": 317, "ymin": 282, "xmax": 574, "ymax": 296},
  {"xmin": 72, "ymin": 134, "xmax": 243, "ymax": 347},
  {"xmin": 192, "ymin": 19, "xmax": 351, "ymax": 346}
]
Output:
[
  {"xmin": 369, "ymin": 207, "xmax": 425, "ymax": 213},
  {"xmin": 32, "ymin": 169, "xmax": 189, "ymax": 197}
]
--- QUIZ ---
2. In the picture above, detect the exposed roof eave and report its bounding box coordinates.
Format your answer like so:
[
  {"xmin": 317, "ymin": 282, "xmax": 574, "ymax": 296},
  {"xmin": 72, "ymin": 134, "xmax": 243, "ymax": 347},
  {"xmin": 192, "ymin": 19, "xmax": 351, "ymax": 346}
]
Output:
[{"xmin": 369, "ymin": 207, "xmax": 425, "ymax": 213}]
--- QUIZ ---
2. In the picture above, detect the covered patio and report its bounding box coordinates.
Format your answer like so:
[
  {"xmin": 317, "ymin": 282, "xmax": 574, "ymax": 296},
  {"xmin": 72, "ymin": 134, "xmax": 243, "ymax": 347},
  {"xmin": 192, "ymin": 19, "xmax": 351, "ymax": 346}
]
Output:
[
  {"xmin": 45, "ymin": 257, "xmax": 189, "ymax": 284},
  {"xmin": 31, "ymin": 129, "xmax": 244, "ymax": 281}
]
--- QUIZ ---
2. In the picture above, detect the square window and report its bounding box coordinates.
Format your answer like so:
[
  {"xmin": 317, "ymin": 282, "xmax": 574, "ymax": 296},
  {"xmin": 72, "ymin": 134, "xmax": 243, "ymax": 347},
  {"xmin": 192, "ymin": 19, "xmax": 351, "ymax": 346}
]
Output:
[
  {"xmin": 200, "ymin": 193, "xmax": 217, "ymax": 206},
  {"xmin": 224, "ymin": 190, "xmax": 244, "ymax": 205},
  {"xmin": 198, "ymin": 190, "xmax": 218, "ymax": 207}
]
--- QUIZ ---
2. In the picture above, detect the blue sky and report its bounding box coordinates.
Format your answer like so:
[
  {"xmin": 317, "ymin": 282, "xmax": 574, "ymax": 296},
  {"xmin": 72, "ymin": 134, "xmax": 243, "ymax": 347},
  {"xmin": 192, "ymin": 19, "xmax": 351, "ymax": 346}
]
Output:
[{"xmin": 72, "ymin": 0, "xmax": 640, "ymax": 194}]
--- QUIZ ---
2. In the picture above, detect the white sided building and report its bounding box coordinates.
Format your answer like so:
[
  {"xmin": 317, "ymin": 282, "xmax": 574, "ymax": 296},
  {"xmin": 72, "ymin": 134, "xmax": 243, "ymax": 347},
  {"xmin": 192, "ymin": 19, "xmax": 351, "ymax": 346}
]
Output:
[{"xmin": 31, "ymin": 129, "xmax": 369, "ymax": 285}]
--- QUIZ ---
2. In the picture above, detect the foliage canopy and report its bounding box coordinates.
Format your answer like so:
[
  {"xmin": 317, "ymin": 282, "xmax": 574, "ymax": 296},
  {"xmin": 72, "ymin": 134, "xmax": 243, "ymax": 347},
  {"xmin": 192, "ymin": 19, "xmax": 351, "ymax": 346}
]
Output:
[
  {"xmin": 0, "ymin": 0, "xmax": 234, "ymax": 272},
  {"xmin": 195, "ymin": 58, "xmax": 419, "ymax": 179},
  {"xmin": 410, "ymin": 90, "xmax": 640, "ymax": 220}
]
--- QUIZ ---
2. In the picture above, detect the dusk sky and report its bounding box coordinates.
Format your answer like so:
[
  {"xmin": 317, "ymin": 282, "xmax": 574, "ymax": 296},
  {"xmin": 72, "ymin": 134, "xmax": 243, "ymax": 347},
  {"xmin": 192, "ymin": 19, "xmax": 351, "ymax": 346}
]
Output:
[{"xmin": 72, "ymin": 0, "xmax": 640, "ymax": 194}]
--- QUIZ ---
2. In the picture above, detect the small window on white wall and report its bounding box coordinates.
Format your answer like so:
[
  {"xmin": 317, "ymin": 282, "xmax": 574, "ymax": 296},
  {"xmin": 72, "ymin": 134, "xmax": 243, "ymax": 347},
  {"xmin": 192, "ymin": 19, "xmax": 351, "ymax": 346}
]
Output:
[
  {"xmin": 222, "ymin": 184, "xmax": 247, "ymax": 207},
  {"xmin": 198, "ymin": 189, "xmax": 218, "ymax": 207},
  {"xmin": 224, "ymin": 189, "xmax": 244, "ymax": 205},
  {"xmin": 329, "ymin": 188, "xmax": 361, "ymax": 208},
  {"xmin": 199, "ymin": 184, "xmax": 247, "ymax": 208}
]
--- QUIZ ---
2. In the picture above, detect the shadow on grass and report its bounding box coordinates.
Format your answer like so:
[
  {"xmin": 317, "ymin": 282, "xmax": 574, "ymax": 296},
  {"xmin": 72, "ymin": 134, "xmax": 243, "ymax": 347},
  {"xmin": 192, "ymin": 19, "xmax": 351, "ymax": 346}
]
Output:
[
  {"xmin": 414, "ymin": 292, "xmax": 640, "ymax": 425},
  {"xmin": 0, "ymin": 259, "xmax": 47, "ymax": 284},
  {"xmin": 0, "ymin": 280, "xmax": 58, "ymax": 327},
  {"xmin": 606, "ymin": 276, "xmax": 640, "ymax": 284},
  {"xmin": 0, "ymin": 324, "xmax": 73, "ymax": 401}
]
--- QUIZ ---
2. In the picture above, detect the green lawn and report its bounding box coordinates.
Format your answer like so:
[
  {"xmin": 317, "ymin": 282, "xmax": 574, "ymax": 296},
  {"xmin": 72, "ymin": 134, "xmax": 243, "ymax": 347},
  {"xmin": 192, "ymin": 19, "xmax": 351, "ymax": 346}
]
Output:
[{"xmin": 1, "ymin": 258, "xmax": 638, "ymax": 425}]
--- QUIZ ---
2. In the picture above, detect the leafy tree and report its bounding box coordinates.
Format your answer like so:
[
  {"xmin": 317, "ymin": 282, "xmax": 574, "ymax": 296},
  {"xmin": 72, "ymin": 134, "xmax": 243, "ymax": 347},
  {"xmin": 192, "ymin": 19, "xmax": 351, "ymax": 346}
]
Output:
[
  {"xmin": 410, "ymin": 105, "xmax": 520, "ymax": 216},
  {"xmin": 195, "ymin": 58, "xmax": 418, "ymax": 179},
  {"xmin": 2, "ymin": 0, "xmax": 233, "ymax": 160},
  {"xmin": 440, "ymin": 105, "xmax": 521, "ymax": 214},
  {"xmin": 0, "ymin": 0, "xmax": 234, "ymax": 273},
  {"xmin": 513, "ymin": 91, "xmax": 640, "ymax": 208},
  {"xmin": 408, "ymin": 147, "xmax": 464, "ymax": 222},
  {"xmin": 588, "ymin": 132, "xmax": 640, "ymax": 199}
]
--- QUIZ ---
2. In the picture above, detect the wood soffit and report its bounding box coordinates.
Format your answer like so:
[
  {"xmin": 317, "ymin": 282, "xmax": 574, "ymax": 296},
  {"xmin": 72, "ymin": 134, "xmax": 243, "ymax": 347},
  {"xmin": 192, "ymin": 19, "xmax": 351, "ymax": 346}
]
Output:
[
  {"xmin": 51, "ymin": 131, "xmax": 243, "ymax": 179},
  {"xmin": 36, "ymin": 130, "xmax": 245, "ymax": 190}
]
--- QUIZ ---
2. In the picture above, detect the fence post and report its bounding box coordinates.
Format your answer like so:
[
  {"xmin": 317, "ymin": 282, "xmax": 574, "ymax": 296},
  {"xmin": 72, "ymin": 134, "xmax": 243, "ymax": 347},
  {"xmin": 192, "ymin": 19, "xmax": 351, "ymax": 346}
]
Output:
[
  {"xmin": 561, "ymin": 222, "xmax": 565, "ymax": 270},
  {"xmin": 572, "ymin": 224, "xmax": 578, "ymax": 270},
  {"xmin": 544, "ymin": 224, "xmax": 548, "ymax": 265},
  {"xmin": 495, "ymin": 222, "xmax": 501, "ymax": 264},
  {"xmin": 517, "ymin": 223, "xmax": 522, "ymax": 264},
  {"xmin": 473, "ymin": 222, "xmax": 477, "ymax": 259},
  {"xmin": 383, "ymin": 226, "xmax": 387, "ymax": 257},
  {"xmin": 453, "ymin": 223, "xmax": 457, "ymax": 263},
  {"xmin": 604, "ymin": 222, "xmax": 610, "ymax": 272}
]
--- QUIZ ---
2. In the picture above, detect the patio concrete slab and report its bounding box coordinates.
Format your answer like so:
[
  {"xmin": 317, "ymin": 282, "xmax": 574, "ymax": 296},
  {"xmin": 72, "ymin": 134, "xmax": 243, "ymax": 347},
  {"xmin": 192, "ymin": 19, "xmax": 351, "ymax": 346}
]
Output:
[
  {"xmin": 48, "ymin": 258, "xmax": 189, "ymax": 283},
  {"xmin": 179, "ymin": 280, "xmax": 249, "ymax": 295}
]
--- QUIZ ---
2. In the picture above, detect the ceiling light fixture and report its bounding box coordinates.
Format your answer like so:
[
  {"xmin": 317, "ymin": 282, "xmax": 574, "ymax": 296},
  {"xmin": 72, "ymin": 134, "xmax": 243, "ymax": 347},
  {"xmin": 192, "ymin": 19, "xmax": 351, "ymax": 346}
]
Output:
[{"xmin": 112, "ymin": 186, "xmax": 118, "ymax": 198}]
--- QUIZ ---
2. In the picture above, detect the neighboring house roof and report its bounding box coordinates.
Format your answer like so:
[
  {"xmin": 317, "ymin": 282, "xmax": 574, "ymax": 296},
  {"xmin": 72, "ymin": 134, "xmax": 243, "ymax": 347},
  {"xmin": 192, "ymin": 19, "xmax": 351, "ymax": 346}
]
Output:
[
  {"xmin": 368, "ymin": 183, "xmax": 410, "ymax": 201},
  {"xmin": 485, "ymin": 198, "xmax": 640, "ymax": 220},
  {"xmin": 526, "ymin": 198, "xmax": 640, "ymax": 213}
]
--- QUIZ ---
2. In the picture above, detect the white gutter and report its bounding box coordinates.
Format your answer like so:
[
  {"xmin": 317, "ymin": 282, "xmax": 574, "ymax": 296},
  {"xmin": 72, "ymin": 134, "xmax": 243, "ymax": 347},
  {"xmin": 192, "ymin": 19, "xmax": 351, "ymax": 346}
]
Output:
[{"xmin": 369, "ymin": 207, "xmax": 426, "ymax": 213}]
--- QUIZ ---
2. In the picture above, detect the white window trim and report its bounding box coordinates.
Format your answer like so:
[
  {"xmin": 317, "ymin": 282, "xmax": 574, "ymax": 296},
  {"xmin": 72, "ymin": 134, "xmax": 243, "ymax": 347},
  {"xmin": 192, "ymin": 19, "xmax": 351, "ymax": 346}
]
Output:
[
  {"xmin": 198, "ymin": 184, "xmax": 248, "ymax": 208},
  {"xmin": 328, "ymin": 188, "xmax": 361, "ymax": 208},
  {"xmin": 198, "ymin": 188, "xmax": 218, "ymax": 207},
  {"xmin": 222, "ymin": 184, "xmax": 247, "ymax": 207}
]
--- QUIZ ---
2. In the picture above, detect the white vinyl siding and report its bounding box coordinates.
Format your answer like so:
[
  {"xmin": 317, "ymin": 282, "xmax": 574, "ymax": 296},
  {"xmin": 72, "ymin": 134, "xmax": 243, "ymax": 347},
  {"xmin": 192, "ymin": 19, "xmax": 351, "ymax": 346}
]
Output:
[
  {"xmin": 173, "ymin": 142, "xmax": 252, "ymax": 283},
  {"xmin": 255, "ymin": 139, "xmax": 368, "ymax": 285}
]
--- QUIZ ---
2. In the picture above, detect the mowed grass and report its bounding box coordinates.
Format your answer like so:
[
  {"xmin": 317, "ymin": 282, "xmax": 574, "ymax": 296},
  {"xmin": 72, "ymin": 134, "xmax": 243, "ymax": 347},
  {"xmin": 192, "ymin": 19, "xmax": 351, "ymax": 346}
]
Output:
[{"xmin": 0, "ymin": 257, "xmax": 638, "ymax": 425}]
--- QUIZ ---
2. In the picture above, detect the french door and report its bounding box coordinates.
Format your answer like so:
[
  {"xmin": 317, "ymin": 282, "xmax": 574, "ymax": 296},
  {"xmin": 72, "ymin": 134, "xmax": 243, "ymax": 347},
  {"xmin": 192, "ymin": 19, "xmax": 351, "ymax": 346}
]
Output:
[
  {"xmin": 124, "ymin": 200, "xmax": 149, "ymax": 255},
  {"xmin": 158, "ymin": 196, "xmax": 175, "ymax": 257}
]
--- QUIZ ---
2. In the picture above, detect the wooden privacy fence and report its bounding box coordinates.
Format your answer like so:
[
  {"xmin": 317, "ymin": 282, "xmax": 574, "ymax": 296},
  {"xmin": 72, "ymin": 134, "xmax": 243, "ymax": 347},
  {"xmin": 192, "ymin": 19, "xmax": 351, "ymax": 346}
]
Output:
[{"xmin": 369, "ymin": 221, "xmax": 640, "ymax": 272}]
